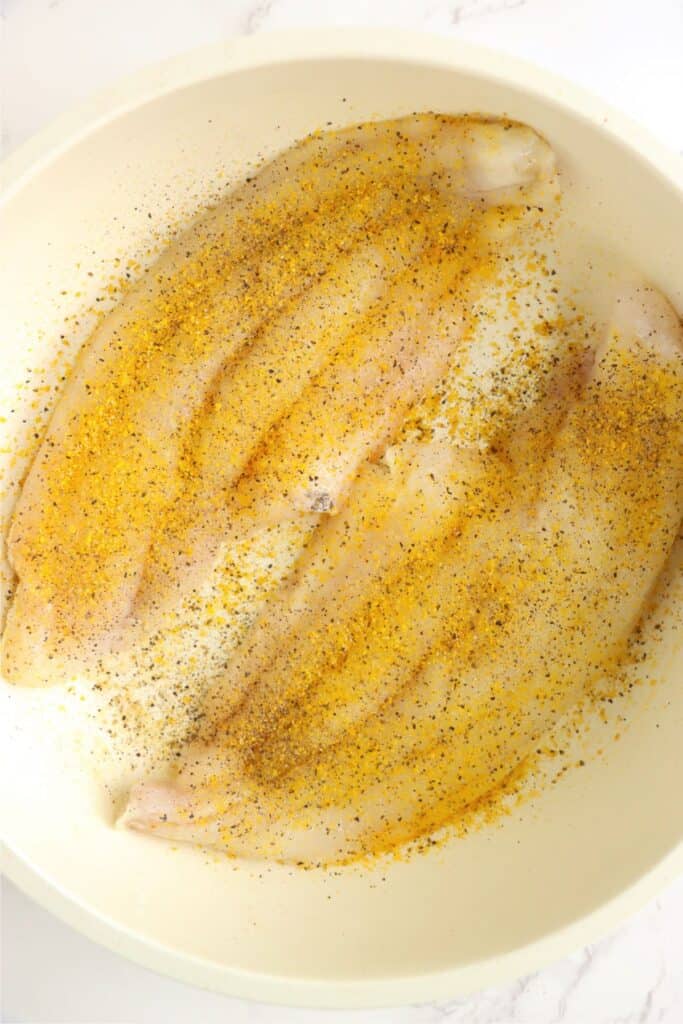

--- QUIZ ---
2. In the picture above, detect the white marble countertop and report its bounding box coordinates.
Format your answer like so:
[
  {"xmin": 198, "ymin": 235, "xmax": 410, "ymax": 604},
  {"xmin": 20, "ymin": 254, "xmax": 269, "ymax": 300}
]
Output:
[{"xmin": 1, "ymin": 1, "xmax": 681, "ymax": 1022}]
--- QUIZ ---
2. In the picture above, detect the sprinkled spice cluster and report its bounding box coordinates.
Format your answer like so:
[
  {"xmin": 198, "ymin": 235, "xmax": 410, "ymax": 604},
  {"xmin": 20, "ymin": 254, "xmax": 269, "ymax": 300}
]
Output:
[{"xmin": 3, "ymin": 113, "xmax": 682, "ymax": 867}]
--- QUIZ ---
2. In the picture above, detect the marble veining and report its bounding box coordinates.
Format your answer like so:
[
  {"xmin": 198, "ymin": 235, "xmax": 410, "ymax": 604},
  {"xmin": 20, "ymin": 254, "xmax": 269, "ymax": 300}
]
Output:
[
  {"xmin": 243, "ymin": 0, "xmax": 277, "ymax": 34},
  {"xmin": 1, "ymin": 1, "xmax": 682, "ymax": 1022}
]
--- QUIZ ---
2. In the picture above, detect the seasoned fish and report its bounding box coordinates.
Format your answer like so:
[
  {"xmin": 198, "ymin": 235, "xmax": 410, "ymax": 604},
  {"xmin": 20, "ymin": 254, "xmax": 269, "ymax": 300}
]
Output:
[
  {"xmin": 122, "ymin": 284, "xmax": 683, "ymax": 864},
  {"xmin": 3, "ymin": 116, "xmax": 555, "ymax": 684}
]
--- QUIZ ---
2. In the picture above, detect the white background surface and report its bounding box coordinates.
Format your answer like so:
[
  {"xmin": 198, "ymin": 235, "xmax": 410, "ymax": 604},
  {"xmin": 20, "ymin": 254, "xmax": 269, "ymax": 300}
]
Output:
[{"xmin": 1, "ymin": 1, "xmax": 682, "ymax": 1022}]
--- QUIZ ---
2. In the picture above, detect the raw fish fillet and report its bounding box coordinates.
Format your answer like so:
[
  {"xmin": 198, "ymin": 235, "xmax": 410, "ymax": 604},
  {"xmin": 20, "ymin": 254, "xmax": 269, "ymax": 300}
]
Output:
[
  {"xmin": 2, "ymin": 116, "xmax": 555, "ymax": 683},
  {"xmin": 122, "ymin": 284, "xmax": 683, "ymax": 864}
]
